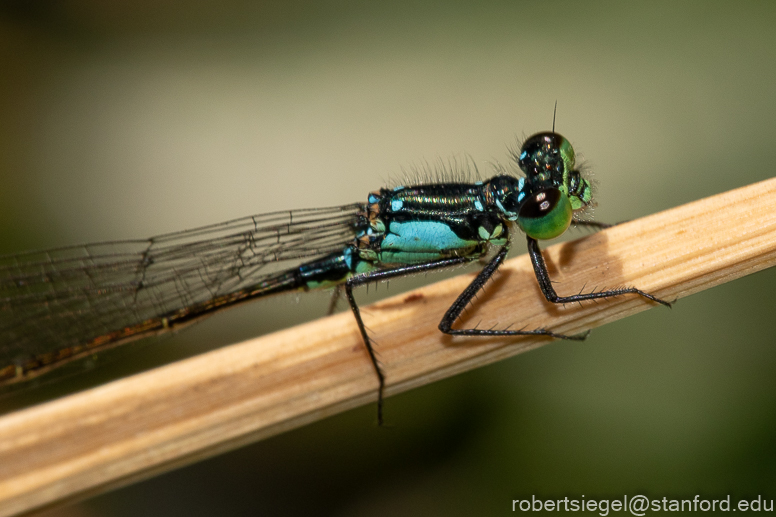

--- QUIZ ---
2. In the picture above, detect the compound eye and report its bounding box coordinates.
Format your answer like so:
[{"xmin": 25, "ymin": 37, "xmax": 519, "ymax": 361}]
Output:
[
  {"xmin": 518, "ymin": 132, "xmax": 575, "ymax": 178},
  {"xmin": 517, "ymin": 188, "xmax": 572, "ymax": 240}
]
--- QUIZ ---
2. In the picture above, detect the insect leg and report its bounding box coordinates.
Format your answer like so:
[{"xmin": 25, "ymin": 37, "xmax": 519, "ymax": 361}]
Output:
[
  {"xmin": 437, "ymin": 242, "xmax": 589, "ymax": 340},
  {"xmin": 345, "ymin": 256, "xmax": 472, "ymax": 425},
  {"xmin": 526, "ymin": 236, "xmax": 671, "ymax": 307},
  {"xmin": 327, "ymin": 285, "xmax": 342, "ymax": 316}
]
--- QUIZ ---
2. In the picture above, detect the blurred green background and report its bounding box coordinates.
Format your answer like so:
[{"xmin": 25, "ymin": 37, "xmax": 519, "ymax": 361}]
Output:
[{"xmin": 1, "ymin": 1, "xmax": 775, "ymax": 515}]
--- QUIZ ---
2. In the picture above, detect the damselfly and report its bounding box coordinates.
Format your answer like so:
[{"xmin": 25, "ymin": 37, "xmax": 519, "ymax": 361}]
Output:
[{"xmin": 0, "ymin": 132, "xmax": 670, "ymax": 422}]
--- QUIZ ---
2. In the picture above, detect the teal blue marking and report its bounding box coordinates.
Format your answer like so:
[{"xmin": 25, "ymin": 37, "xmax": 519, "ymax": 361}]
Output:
[
  {"xmin": 355, "ymin": 260, "xmax": 379, "ymax": 275},
  {"xmin": 343, "ymin": 247, "xmax": 353, "ymax": 269},
  {"xmin": 382, "ymin": 220, "xmax": 474, "ymax": 254},
  {"xmin": 517, "ymin": 178, "xmax": 526, "ymax": 202},
  {"xmin": 391, "ymin": 199, "xmax": 404, "ymax": 211},
  {"xmin": 368, "ymin": 193, "xmax": 379, "ymax": 204},
  {"xmin": 474, "ymin": 199, "xmax": 484, "ymax": 211},
  {"xmin": 306, "ymin": 279, "xmax": 336, "ymax": 289}
]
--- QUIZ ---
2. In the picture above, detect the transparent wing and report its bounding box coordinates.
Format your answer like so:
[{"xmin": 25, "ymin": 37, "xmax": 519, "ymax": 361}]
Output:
[{"xmin": 0, "ymin": 203, "xmax": 363, "ymax": 378}]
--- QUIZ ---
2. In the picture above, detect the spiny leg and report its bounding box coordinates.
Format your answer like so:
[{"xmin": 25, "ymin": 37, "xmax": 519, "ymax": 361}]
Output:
[
  {"xmin": 438, "ymin": 243, "xmax": 589, "ymax": 340},
  {"xmin": 345, "ymin": 256, "xmax": 473, "ymax": 426},
  {"xmin": 327, "ymin": 285, "xmax": 342, "ymax": 316},
  {"xmin": 526, "ymin": 236, "xmax": 672, "ymax": 307}
]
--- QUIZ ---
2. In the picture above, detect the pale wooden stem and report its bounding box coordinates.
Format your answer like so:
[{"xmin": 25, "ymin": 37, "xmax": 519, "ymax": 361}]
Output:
[{"xmin": 2, "ymin": 178, "xmax": 776, "ymax": 516}]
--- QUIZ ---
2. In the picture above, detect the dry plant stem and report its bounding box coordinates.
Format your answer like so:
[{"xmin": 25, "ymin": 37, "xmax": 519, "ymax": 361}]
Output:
[{"xmin": 2, "ymin": 177, "xmax": 776, "ymax": 516}]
